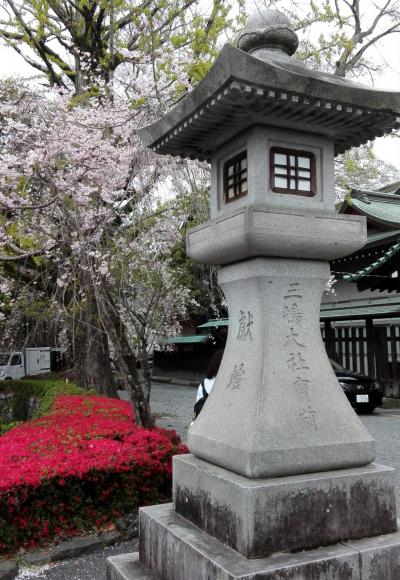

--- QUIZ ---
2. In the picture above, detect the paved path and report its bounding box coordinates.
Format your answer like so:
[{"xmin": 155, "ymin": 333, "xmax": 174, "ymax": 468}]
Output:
[
  {"xmin": 15, "ymin": 383, "xmax": 400, "ymax": 579},
  {"xmin": 149, "ymin": 381, "xmax": 195, "ymax": 442},
  {"xmin": 361, "ymin": 407, "xmax": 400, "ymax": 507}
]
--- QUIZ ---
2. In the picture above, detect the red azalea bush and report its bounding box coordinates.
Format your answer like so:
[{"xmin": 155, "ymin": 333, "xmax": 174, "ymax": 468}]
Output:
[{"xmin": 0, "ymin": 394, "xmax": 187, "ymax": 554}]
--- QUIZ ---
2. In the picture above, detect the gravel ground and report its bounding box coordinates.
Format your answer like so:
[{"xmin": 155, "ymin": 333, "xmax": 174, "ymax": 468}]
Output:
[
  {"xmin": 13, "ymin": 383, "xmax": 400, "ymax": 579},
  {"xmin": 15, "ymin": 540, "xmax": 138, "ymax": 580},
  {"xmin": 360, "ymin": 407, "xmax": 400, "ymax": 507}
]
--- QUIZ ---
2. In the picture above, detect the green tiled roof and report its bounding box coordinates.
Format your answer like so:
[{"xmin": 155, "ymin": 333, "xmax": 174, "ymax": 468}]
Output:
[
  {"xmin": 351, "ymin": 197, "xmax": 400, "ymax": 227},
  {"xmin": 365, "ymin": 229, "xmax": 400, "ymax": 247},
  {"xmin": 343, "ymin": 240, "xmax": 400, "ymax": 282},
  {"xmin": 163, "ymin": 335, "xmax": 210, "ymax": 344},
  {"xmin": 320, "ymin": 303, "xmax": 400, "ymax": 320},
  {"xmin": 197, "ymin": 318, "xmax": 229, "ymax": 328},
  {"xmin": 378, "ymin": 182, "xmax": 400, "ymax": 194}
]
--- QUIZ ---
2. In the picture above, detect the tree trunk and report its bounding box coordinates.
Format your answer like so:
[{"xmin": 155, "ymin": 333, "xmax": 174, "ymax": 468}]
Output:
[
  {"xmin": 138, "ymin": 339, "xmax": 152, "ymax": 405},
  {"xmin": 74, "ymin": 318, "xmax": 117, "ymax": 397},
  {"xmin": 73, "ymin": 273, "xmax": 118, "ymax": 397},
  {"xmin": 99, "ymin": 289, "xmax": 153, "ymax": 427}
]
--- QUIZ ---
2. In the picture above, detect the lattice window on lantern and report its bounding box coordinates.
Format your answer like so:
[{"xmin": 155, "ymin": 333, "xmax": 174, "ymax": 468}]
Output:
[
  {"xmin": 224, "ymin": 151, "xmax": 248, "ymax": 203},
  {"xmin": 270, "ymin": 147, "xmax": 316, "ymax": 197}
]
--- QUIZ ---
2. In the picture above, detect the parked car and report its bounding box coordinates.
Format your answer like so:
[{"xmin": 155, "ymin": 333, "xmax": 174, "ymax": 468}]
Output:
[{"xmin": 331, "ymin": 359, "xmax": 383, "ymax": 413}]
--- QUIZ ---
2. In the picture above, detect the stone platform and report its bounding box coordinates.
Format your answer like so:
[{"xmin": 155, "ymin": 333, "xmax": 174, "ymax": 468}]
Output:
[
  {"xmin": 107, "ymin": 504, "xmax": 400, "ymax": 580},
  {"xmin": 173, "ymin": 455, "xmax": 397, "ymax": 558}
]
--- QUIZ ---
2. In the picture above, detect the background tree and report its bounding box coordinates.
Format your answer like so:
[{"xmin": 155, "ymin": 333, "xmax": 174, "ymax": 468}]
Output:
[
  {"xmin": 263, "ymin": 0, "xmax": 400, "ymax": 78},
  {"xmin": 0, "ymin": 0, "xmax": 239, "ymax": 422},
  {"xmin": 0, "ymin": 0, "xmax": 235, "ymax": 93},
  {"xmin": 169, "ymin": 180, "xmax": 227, "ymax": 323},
  {"xmin": 335, "ymin": 144, "xmax": 400, "ymax": 200},
  {"xmin": 110, "ymin": 214, "xmax": 195, "ymax": 401}
]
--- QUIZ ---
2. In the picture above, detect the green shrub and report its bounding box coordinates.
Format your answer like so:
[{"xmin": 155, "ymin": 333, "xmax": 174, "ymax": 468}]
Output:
[
  {"xmin": 0, "ymin": 394, "xmax": 187, "ymax": 554},
  {"xmin": 0, "ymin": 422, "xmax": 19, "ymax": 435},
  {"xmin": 0, "ymin": 380, "xmax": 92, "ymax": 429}
]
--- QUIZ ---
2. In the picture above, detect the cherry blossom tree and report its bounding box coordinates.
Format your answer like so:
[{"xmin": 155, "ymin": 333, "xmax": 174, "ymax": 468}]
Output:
[
  {"xmin": 109, "ymin": 216, "xmax": 195, "ymax": 400},
  {"xmin": 0, "ymin": 78, "xmax": 197, "ymax": 425},
  {"xmin": 0, "ymin": 0, "xmax": 241, "ymax": 425}
]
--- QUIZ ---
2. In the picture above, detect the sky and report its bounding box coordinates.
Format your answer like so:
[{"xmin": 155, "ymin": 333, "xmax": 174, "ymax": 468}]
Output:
[
  {"xmin": 366, "ymin": 33, "xmax": 400, "ymax": 170},
  {"xmin": 0, "ymin": 2, "xmax": 398, "ymax": 170}
]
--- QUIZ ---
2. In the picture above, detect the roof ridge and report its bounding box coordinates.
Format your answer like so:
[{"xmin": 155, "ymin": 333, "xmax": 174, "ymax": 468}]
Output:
[
  {"xmin": 352, "ymin": 189, "xmax": 400, "ymax": 203},
  {"xmin": 343, "ymin": 240, "xmax": 400, "ymax": 282}
]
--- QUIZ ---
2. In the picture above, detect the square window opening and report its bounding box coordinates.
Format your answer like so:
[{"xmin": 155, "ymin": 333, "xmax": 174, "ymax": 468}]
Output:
[
  {"xmin": 270, "ymin": 147, "xmax": 316, "ymax": 197},
  {"xmin": 223, "ymin": 151, "xmax": 248, "ymax": 203}
]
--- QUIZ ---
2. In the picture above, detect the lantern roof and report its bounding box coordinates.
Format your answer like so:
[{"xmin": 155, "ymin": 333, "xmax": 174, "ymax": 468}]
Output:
[{"xmin": 138, "ymin": 10, "xmax": 400, "ymax": 161}]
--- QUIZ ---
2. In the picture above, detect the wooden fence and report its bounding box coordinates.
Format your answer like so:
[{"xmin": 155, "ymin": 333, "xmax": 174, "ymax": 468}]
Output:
[{"xmin": 322, "ymin": 324, "xmax": 400, "ymax": 397}]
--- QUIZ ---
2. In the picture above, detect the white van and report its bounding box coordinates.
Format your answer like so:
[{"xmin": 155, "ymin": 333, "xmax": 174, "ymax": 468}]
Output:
[{"xmin": 0, "ymin": 348, "xmax": 52, "ymax": 380}]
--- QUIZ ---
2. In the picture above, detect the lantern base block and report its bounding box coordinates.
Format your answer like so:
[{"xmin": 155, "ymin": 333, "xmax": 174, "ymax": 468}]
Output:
[{"xmin": 173, "ymin": 454, "xmax": 397, "ymax": 558}]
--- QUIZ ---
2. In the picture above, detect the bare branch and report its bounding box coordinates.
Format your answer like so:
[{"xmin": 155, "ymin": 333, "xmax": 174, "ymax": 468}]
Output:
[
  {"xmin": 0, "ymin": 193, "xmax": 60, "ymax": 213},
  {"xmin": 342, "ymin": 25, "xmax": 400, "ymax": 75},
  {"xmin": 361, "ymin": 0, "xmax": 393, "ymax": 39},
  {"xmin": 2, "ymin": 0, "xmax": 64, "ymax": 86},
  {"xmin": 0, "ymin": 245, "xmax": 48, "ymax": 261}
]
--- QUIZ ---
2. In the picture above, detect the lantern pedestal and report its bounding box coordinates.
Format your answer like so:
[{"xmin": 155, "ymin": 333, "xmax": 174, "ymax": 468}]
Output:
[
  {"xmin": 107, "ymin": 257, "xmax": 400, "ymax": 580},
  {"xmin": 189, "ymin": 257, "xmax": 375, "ymax": 478}
]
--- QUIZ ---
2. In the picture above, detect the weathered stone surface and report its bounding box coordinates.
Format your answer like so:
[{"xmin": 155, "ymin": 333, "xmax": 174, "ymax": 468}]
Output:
[
  {"xmin": 344, "ymin": 531, "xmax": 400, "ymax": 579},
  {"xmin": 0, "ymin": 561, "xmax": 18, "ymax": 580},
  {"xmin": 188, "ymin": 258, "xmax": 375, "ymax": 479},
  {"xmin": 173, "ymin": 455, "xmax": 397, "ymax": 558},
  {"xmin": 108, "ymin": 524, "xmax": 400, "ymax": 580},
  {"xmin": 237, "ymin": 9, "xmax": 299, "ymax": 59},
  {"xmin": 208, "ymin": 126, "xmax": 339, "ymax": 221},
  {"xmin": 108, "ymin": 551, "xmax": 361, "ymax": 580}
]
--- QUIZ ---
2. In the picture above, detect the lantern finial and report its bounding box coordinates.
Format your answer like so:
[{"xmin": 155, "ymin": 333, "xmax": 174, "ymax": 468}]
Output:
[{"xmin": 237, "ymin": 8, "xmax": 298, "ymax": 61}]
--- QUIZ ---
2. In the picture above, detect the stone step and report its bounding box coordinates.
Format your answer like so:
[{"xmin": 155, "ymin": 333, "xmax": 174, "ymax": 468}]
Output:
[
  {"xmin": 107, "ymin": 503, "xmax": 400, "ymax": 579},
  {"xmin": 0, "ymin": 561, "xmax": 18, "ymax": 580},
  {"xmin": 107, "ymin": 554, "xmax": 153, "ymax": 580}
]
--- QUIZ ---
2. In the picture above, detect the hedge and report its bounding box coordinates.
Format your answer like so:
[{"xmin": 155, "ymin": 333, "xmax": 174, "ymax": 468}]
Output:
[{"xmin": 0, "ymin": 394, "xmax": 187, "ymax": 554}]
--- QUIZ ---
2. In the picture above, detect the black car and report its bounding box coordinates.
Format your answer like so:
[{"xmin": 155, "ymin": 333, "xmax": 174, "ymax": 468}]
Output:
[{"xmin": 331, "ymin": 359, "xmax": 383, "ymax": 413}]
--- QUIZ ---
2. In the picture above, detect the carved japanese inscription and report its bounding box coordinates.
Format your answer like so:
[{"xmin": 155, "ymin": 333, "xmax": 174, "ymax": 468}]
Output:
[
  {"xmin": 237, "ymin": 310, "xmax": 254, "ymax": 341},
  {"xmin": 283, "ymin": 282, "xmax": 317, "ymax": 430},
  {"xmin": 227, "ymin": 363, "xmax": 245, "ymax": 390}
]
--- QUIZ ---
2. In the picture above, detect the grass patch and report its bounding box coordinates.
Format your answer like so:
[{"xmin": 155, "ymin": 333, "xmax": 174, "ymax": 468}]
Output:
[{"xmin": 0, "ymin": 379, "xmax": 92, "ymax": 427}]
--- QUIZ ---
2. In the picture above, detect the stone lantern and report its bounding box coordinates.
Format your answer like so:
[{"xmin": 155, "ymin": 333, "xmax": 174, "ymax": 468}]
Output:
[{"xmin": 108, "ymin": 9, "xmax": 400, "ymax": 579}]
